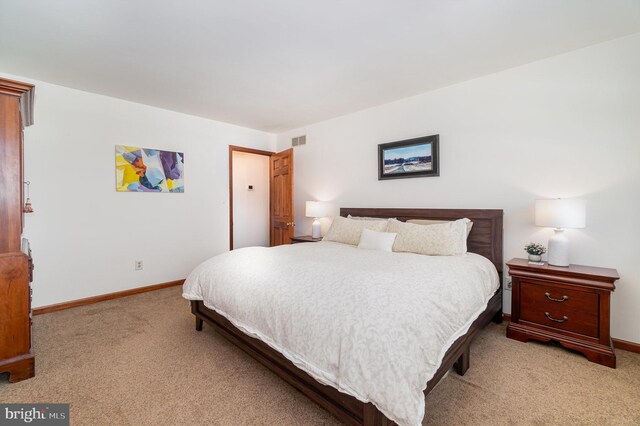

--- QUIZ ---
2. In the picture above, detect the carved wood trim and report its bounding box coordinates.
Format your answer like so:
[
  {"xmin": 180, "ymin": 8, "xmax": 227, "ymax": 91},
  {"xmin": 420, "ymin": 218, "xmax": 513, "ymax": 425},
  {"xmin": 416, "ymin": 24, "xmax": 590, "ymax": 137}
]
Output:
[
  {"xmin": 503, "ymin": 313, "xmax": 639, "ymax": 354},
  {"xmin": 0, "ymin": 77, "xmax": 35, "ymax": 126}
]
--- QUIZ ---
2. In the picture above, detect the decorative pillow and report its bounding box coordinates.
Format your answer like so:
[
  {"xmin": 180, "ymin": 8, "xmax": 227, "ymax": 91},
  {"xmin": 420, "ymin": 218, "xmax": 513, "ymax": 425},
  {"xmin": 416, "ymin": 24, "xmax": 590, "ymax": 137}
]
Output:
[
  {"xmin": 323, "ymin": 216, "xmax": 388, "ymax": 245},
  {"xmin": 406, "ymin": 219, "xmax": 474, "ymax": 237},
  {"xmin": 387, "ymin": 218, "xmax": 470, "ymax": 255},
  {"xmin": 357, "ymin": 228, "xmax": 397, "ymax": 252}
]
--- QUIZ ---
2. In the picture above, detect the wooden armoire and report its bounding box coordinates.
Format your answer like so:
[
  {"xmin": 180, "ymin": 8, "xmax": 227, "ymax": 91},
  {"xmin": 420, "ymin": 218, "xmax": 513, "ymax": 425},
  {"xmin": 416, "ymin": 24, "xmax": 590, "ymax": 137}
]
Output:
[{"xmin": 0, "ymin": 77, "xmax": 35, "ymax": 383}]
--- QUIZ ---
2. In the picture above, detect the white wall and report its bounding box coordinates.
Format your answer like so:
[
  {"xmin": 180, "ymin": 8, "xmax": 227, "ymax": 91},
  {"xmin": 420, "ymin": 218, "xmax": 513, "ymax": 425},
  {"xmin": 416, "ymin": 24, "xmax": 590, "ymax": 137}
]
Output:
[
  {"xmin": 0, "ymin": 72, "xmax": 275, "ymax": 308},
  {"xmin": 232, "ymin": 151, "xmax": 270, "ymax": 248},
  {"xmin": 276, "ymin": 34, "xmax": 640, "ymax": 343}
]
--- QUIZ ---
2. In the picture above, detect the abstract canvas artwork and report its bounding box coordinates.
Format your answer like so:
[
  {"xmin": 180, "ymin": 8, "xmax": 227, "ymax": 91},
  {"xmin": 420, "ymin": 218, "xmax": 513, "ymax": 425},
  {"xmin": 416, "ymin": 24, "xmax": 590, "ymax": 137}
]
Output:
[{"xmin": 115, "ymin": 145, "xmax": 184, "ymax": 192}]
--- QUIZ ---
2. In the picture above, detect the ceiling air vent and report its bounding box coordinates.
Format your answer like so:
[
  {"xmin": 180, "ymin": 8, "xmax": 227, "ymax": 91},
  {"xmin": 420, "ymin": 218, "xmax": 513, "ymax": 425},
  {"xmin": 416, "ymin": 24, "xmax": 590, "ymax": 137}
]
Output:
[{"xmin": 292, "ymin": 135, "xmax": 306, "ymax": 147}]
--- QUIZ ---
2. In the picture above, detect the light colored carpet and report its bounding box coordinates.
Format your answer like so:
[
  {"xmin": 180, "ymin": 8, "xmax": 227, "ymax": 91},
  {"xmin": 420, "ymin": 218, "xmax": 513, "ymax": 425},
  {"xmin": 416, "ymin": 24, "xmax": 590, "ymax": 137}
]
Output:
[{"xmin": 1, "ymin": 286, "xmax": 639, "ymax": 425}]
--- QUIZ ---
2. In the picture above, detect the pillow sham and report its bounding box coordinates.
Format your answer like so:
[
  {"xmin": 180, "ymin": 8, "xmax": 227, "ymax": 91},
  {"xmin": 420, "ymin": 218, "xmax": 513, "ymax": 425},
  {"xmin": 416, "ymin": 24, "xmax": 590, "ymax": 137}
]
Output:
[
  {"xmin": 406, "ymin": 219, "xmax": 474, "ymax": 237},
  {"xmin": 357, "ymin": 228, "xmax": 397, "ymax": 252},
  {"xmin": 387, "ymin": 218, "xmax": 470, "ymax": 256},
  {"xmin": 323, "ymin": 216, "xmax": 388, "ymax": 246},
  {"xmin": 347, "ymin": 214, "xmax": 394, "ymax": 221}
]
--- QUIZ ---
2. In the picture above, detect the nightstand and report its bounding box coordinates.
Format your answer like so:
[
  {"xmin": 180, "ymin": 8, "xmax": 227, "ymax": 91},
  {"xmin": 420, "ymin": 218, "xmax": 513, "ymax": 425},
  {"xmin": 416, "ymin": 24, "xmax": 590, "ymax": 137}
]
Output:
[
  {"xmin": 506, "ymin": 258, "xmax": 619, "ymax": 368},
  {"xmin": 290, "ymin": 235, "xmax": 323, "ymax": 244}
]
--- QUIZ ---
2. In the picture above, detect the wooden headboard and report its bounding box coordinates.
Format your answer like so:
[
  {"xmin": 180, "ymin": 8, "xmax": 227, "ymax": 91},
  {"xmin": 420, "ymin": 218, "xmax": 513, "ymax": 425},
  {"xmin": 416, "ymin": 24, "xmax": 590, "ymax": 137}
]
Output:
[{"xmin": 340, "ymin": 208, "xmax": 504, "ymax": 274}]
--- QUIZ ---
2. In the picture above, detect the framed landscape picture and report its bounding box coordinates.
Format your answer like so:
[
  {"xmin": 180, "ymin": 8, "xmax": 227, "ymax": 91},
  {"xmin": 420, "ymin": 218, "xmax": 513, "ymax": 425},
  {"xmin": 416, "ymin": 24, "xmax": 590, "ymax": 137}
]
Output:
[{"xmin": 378, "ymin": 135, "xmax": 439, "ymax": 180}]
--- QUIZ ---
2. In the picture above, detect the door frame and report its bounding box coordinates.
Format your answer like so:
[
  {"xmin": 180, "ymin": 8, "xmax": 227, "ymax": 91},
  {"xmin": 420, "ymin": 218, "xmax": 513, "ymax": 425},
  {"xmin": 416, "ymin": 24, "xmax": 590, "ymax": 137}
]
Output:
[{"xmin": 228, "ymin": 145, "xmax": 275, "ymax": 250}]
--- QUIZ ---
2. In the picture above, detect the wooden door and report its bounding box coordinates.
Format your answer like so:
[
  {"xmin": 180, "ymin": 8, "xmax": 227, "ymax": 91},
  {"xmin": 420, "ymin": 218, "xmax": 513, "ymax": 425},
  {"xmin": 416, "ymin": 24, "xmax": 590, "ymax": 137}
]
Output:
[{"xmin": 270, "ymin": 149, "xmax": 294, "ymax": 246}]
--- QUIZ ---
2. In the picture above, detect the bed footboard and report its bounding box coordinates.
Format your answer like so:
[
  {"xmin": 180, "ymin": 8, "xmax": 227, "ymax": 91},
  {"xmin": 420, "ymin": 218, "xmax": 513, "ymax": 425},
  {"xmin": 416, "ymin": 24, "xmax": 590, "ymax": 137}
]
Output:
[{"xmin": 189, "ymin": 287, "xmax": 501, "ymax": 425}]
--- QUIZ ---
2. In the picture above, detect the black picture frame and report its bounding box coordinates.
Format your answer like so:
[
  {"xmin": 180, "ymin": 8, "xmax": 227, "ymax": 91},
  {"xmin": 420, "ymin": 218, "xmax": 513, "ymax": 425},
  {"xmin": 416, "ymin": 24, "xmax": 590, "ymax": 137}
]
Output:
[{"xmin": 378, "ymin": 135, "xmax": 439, "ymax": 180}]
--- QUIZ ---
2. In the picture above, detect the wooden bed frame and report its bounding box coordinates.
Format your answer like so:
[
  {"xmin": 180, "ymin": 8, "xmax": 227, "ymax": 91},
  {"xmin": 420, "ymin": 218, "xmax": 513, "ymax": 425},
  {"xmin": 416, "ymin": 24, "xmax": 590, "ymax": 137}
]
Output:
[{"xmin": 190, "ymin": 208, "xmax": 503, "ymax": 425}]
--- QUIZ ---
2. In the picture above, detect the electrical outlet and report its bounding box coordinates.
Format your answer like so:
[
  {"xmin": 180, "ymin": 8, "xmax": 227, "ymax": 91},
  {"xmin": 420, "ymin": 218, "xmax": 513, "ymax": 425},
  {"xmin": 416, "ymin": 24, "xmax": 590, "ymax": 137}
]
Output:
[
  {"xmin": 505, "ymin": 278, "xmax": 512, "ymax": 291},
  {"xmin": 135, "ymin": 260, "xmax": 143, "ymax": 271}
]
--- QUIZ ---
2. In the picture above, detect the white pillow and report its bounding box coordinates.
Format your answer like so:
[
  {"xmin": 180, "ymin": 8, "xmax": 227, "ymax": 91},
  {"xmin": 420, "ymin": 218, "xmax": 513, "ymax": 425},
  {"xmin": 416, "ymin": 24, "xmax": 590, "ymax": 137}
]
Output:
[
  {"xmin": 387, "ymin": 218, "xmax": 470, "ymax": 255},
  {"xmin": 357, "ymin": 228, "xmax": 397, "ymax": 252},
  {"xmin": 323, "ymin": 216, "xmax": 388, "ymax": 246}
]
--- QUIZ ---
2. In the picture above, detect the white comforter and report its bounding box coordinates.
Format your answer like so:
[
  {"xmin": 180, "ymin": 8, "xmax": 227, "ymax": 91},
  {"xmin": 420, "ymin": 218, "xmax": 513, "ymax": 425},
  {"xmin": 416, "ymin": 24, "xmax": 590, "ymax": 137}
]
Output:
[{"xmin": 182, "ymin": 242, "xmax": 499, "ymax": 426}]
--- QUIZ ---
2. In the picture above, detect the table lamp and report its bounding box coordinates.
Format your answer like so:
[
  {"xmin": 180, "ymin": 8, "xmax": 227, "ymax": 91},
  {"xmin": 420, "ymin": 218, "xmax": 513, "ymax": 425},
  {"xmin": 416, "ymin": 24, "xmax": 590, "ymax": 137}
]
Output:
[
  {"xmin": 535, "ymin": 198, "xmax": 586, "ymax": 267},
  {"xmin": 305, "ymin": 201, "xmax": 327, "ymax": 239}
]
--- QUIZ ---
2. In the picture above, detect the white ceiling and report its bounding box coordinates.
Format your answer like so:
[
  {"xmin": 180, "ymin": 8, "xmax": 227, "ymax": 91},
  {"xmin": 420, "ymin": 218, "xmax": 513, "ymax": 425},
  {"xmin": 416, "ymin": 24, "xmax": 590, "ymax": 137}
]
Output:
[{"xmin": 1, "ymin": 1, "xmax": 639, "ymax": 133}]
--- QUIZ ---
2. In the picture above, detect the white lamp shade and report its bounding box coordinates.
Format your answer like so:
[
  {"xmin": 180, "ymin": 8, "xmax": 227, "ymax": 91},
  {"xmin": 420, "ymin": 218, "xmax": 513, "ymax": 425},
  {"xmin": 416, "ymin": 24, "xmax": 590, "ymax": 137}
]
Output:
[
  {"xmin": 305, "ymin": 201, "xmax": 327, "ymax": 218},
  {"xmin": 535, "ymin": 199, "xmax": 586, "ymax": 229}
]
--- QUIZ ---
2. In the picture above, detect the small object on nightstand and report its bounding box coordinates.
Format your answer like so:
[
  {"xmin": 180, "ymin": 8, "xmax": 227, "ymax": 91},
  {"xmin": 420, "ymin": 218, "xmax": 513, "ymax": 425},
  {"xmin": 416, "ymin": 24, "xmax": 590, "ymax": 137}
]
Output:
[
  {"xmin": 291, "ymin": 235, "xmax": 323, "ymax": 244},
  {"xmin": 524, "ymin": 242, "xmax": 546, "ymax": 263},
  {"xmin": 506, "ymin": 258, "xmax": 619, "ymax": 368}
]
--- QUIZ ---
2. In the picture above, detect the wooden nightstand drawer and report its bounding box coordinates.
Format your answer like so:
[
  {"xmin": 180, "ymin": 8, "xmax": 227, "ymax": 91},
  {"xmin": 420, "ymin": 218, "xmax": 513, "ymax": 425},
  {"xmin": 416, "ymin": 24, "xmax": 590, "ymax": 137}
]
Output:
[
  {"xmin": 506, "ymin": 258, "xmax": 619, "ymax": 368},
  {"xmin": 520, "ymin": 281, "xmax": 599, "ymax": 337}
]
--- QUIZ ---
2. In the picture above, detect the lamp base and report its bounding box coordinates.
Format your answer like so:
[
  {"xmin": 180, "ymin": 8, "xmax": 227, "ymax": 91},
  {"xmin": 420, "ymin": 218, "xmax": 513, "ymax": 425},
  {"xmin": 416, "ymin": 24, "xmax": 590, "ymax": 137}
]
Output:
[
  {"xmin": 311, "ymin": 219, "xmax": 321, "ymax": 239},
  {"xmin": 548, "ymin": 229, "xmax": 570, "ymax": 267}
]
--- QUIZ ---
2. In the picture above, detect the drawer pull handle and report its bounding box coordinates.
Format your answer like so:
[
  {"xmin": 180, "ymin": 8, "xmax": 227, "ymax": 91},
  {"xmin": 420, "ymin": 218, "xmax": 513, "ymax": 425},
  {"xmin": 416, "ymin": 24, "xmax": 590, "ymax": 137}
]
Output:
[
  {"xmin": 544, "ymin": 292, "xmax": 569, "ymax": 302},
  {"xmin": 544, "ymin": 312, "xmax": 568, "ymax": 323}
]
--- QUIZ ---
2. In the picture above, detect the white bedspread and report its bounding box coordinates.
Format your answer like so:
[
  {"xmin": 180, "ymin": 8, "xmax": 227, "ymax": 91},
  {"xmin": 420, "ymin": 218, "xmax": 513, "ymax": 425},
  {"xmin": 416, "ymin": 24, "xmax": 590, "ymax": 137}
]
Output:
[{"xmin": 182, "ymin": 242, "xmax": 499, "ymax": 426}]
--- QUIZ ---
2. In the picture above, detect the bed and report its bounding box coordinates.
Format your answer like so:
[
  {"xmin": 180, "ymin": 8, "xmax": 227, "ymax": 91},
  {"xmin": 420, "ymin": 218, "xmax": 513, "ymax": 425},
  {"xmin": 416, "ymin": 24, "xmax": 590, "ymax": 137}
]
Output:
[{"xmin": 184, "ymin": 208, "xmax": 503, "ymax": 425}]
